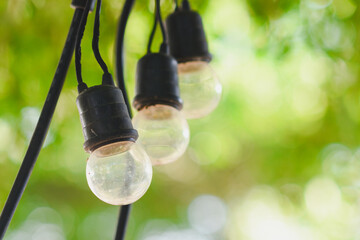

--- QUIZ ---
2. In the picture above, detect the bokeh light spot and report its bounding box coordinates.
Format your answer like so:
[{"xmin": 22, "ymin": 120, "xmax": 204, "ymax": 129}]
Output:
[
  {"xmin": 305, "ymin": 0, "xmax": 333, "ymax": 10},
  {"xmin": 305, "ymin": 176, "xmax": 342, "ymax": 220},
  {"xmin": 187, "ymin": 195, "xmax": 227, "ymax": 234}
]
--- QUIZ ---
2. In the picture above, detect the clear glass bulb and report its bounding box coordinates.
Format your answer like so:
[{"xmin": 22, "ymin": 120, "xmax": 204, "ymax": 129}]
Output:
[
  {"xmin": 132, "ymin": 104, "xmax": 190, "ymax": 165},
  {"xmin": 86, "ymin": 141, "xmax": 152, "ymax": 205},
  {"xmin": 178, "ymin": 61, "xmax": 222, "ymax": 119}
]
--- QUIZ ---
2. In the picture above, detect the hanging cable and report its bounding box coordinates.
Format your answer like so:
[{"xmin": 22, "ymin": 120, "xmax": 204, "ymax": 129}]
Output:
[
  {"xmin": 0, "ymin": 7, "xmax": 84, "ymax": 239},
  {"xmin": 92, "ymin": 0, "xmax": 108, "ymax": 74},
  {"xmin": 174, "ymin": 0, "xmax": 179, "ymax": 10},
  {"xmin": 156, "ymin": 0, "xmax": 167, "ymax": 45},
  {"xmin": 114, "ymin": 0, "xmax": 136, "ymax": 239},
  {"xmin": 92, "ymin": 0, "xmax": 113, "ymax": 85},
  {"xmin": 182, "ymin": 0, "xmax": 190, "ymax": 10},
  {"xmin": 75, "ymin": 0, "xmax": 92, "ymax": 92},
  {"xmin": 147, "ymin": 0, "xmax": 168, "ymax": 54},
  {"xmin": 115, "ymin": 0, "xmax": 135, "ymax": 117},
  {"xmin": 147, "ymin": 4, "xmax": 158, "ymax": 54}
]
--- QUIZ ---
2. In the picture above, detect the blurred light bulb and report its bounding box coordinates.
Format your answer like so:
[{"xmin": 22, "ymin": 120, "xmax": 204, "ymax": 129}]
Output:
[
  {"xmin": 86, "ymin": 141, "xmax": 152, "ymax": 205},
  {"xmin": 178, "ymin": 61, "xmax": 222, "ymax": 119},
  {"xmin": 132, "ymin": 104, "xmax": 190, "ymax": 165}
]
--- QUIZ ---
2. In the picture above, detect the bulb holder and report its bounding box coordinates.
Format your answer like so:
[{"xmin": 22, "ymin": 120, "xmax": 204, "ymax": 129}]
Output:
[
  {"xmin": 133, "ymin": 53, "xmax": 183, "ymax": 111},
  {"xmin": 166, "ymin": 8, "xmax": 212, "ymax": 63},
  {"xmin": 77, "ymin": 85, "xmax": 138, "ymax": 153}
]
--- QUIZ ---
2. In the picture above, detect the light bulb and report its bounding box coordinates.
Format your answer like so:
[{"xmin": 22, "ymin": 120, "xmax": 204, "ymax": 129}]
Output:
[
  {"xmin": 132, "ymin": 104, "xmax": 190, "ymax": 165},
  {"xmin": 178, "ymin": 61, "xmax": 222, "ymax": 119},
  {"xmin": 86, "ymin": 141, "xmax": 152, "ymax": 205}
]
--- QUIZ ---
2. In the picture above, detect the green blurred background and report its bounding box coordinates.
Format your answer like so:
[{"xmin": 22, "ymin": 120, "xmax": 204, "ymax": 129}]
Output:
[{"xmin": 1, "ymin": 0, "xmax": 360, "ymax": 239}]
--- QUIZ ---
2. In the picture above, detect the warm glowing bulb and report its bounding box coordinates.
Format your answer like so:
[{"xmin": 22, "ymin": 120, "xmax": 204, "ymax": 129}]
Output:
[
  {"xmin": 86, "ymin": 141, "xmax": 152, "ymax": 205},
  {"xmin": 132, "ymin": 104, "xmax": 190, "ymax": 165},
  {"xmin": 178, "ymin": 61, "xmax": 222, "ymax": 119}
]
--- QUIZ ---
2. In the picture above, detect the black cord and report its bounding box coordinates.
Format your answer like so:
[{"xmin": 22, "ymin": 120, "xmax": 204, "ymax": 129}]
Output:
[
  {"xmin": 92, "ymin": 0, "xmax": 110, "ymax": 76},
  {"xmin": 174, "ymin": 0, "xmax": 179, "ymax": 10},
  {"xmin": 75, "ymin": 0, "xmax": 92, "ymax": 92},
  {"xmin": 114, "ymin": 0, "xmax": 135, "ymax": 239},
  {"xmin": 155, "ymin": 0, "xmax": 167, "ymax": 45},
  {"xmin": 147, "ymin": 3, "xmax": 158, "ymax": 54},
  {"xmin": 147, "ymin": 0, "xmax": 168, "ymax": 54},
  {"xmin": 182, "ymin": 0, "xmax": 190, "ymax": 10},
  {"xmin": 115, "ymin": 0, "xmax": 135, "ymax": 117},
  {"xmin": 0, "ymin": 8, "xmax": 84, "ymax": 239},
  {"xmin": 114, "ymin": 204, "xmax": 132, "ymax": 240}
]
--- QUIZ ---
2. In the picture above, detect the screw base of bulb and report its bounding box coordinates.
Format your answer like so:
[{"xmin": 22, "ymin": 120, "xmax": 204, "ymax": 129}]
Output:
[{"xmin": 133, "ymin": 95, "xmax": 182, "ymax": 111}]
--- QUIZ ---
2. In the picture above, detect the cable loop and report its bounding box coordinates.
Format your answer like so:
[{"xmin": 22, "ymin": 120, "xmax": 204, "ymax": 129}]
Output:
[
  {"xmin": 92, "ymin": 0, "xmax": 111, "ymax": 76},
  {"xmin": 147, "ymin": 0, "xmax": 169, "ymax": 54},
  {"xmin": 75, "ymin": 0, "xmax": 92, "ymax": 90}
]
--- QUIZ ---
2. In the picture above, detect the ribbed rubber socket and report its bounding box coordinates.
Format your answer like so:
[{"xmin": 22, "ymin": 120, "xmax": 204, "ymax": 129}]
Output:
[
  {"xmin": 166, "ymin": 9, "xmax": 212, "ymax": 63},
  {"xmin": 77, "ymin": 85, "xmax": 138, "ymax": 153},
  {"xmin": 133, "ymin": 53, "xmax": 183, "ymax": 111}
]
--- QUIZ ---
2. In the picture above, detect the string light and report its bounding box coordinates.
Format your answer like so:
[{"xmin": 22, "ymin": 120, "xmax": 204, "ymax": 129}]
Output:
[
  {"xmin": 75, "ymin": 0, "xmax": 152, "ymax": 205},
  {"xmin": 166, "ymin": 0, "xmax": 222, "ymax": 119},
  {"xmin": 0, "ymin": 0, "xmax": 219, "ymax": 238},
  {"xmin": 132, "ymin": 0, "xmax": 190, "ymax": 165}
]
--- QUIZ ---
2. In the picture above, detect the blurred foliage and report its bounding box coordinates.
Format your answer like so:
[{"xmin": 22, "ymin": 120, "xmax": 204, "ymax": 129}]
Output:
[{"xmin": 1, "ymin": 0, "xmax": 360, "ymax": 239}]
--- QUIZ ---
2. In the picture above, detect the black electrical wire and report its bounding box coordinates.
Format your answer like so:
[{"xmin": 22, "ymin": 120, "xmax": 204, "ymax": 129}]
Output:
[
  {"xmin": 0, "ymin": 8, "xmax": 84, "ymax": 239},
  {"xmin": 115, "ymin": 0, "xmax": 135, "ymax": 117},
  {"xmin": 114, "ymin": 0, "xmax": 135, "ymax": 239},
  {"xmin": 174, "ymin": 0, "xmax": 179, "ymax": 10},
  {"xmin": 182, "ymin": 0, "xmax": 190, "ymax": 10},
  {"xmin": 147, "ymin": 4, "xmax": 158, "ymax": 54},
  {"xmin": 75, "ymin": 0, "xmax": 92, "ymax": 91},
  {"xmin": 114, "ymin": 204, "xmax": 132, "ymax": 240},
  {"xmin": 92, "ymin": 0, "xmax": 110, "ymax": 76},
  {"xmin": 155, "ymin": 0, "xmax": 167, "ymax": 45},
  {"xmin": 148, "ymin": 0, "xmax": 168, "ymax": 54}
]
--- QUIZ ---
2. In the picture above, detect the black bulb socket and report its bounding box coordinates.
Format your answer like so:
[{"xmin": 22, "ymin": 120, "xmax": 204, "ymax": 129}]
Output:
[
  {"xmin": 166, "ymin": 8, "xmax": 212, "ymax": 63},
  {"xmin": 77, "ymin": 84, "xmax": 138, "ymax": 153},
  {"xmin": 133, "ymin": 53, "xmax": 183, "ymax": 111}
]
